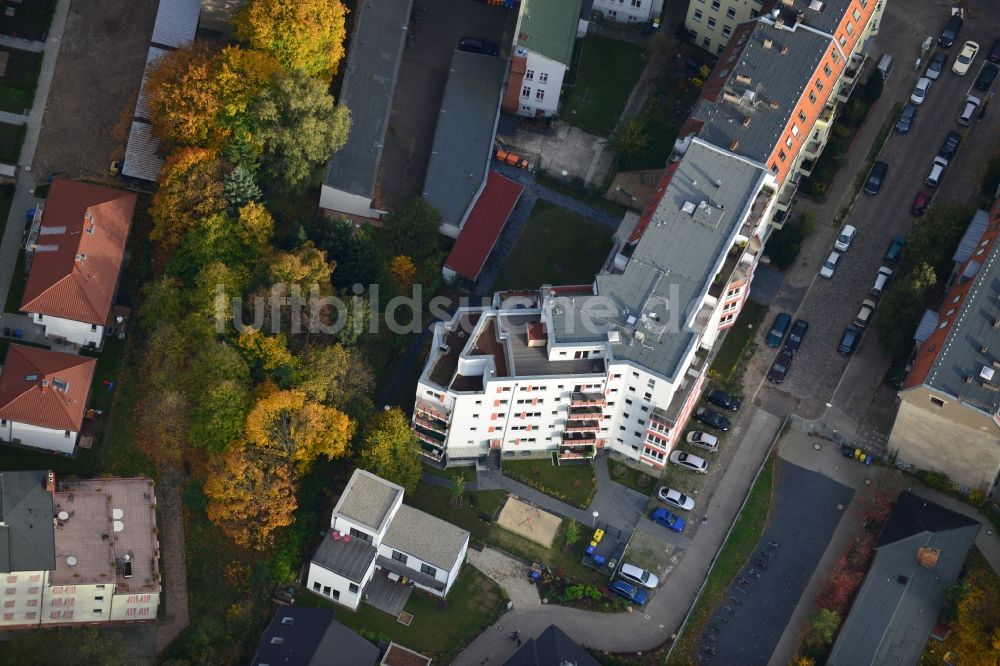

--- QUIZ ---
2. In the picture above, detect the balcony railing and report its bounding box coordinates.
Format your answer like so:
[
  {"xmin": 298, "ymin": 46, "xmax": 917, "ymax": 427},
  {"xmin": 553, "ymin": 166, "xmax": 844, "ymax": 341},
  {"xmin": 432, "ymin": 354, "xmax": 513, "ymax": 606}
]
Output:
[
  {"xmin": 565, "ymin": 420, "xmax": 600, "ymax": 433},
  {"xmin": 414, "ymin": 426, "xmax": 446, "ymax": 447},
  {"xmin": 570, "ymin": 392, "xmax": 606, "ymax": 407},
  {"xmin": 414, "ymin": 415, "xmax": 448, "ymax": 435},
  {"xmin": 567, "ymin": 407, "xmax": 603, "ymax": 422},
  {"xmin": 419, "ymin": 442, "xmax": 445, "ymax": 462},
  {"xmin": 414, "ymin": 399, "xmax": 451, "ymax": 424},
  {"xmin": 559, "ymin": 445, "xmax": 596, "ymax": 460},
  {"xmin": 562, "ymin": 434, "xmax": 602, "ymax": 446}
]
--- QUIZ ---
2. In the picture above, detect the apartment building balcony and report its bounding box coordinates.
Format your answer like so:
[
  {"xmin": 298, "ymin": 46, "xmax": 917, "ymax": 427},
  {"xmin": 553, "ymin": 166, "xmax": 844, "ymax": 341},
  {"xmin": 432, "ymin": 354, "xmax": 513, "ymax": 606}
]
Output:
[
  {"xmin": 814, "ymin": 104, "xmax": 835, "ymax": 131},
  {"xmin": 415, "ymin": 425, "xmax": 447, "ymax": 449},
  {"xmin": 414, "ymin": 399, "xmax": 451, "ymax": 425},
  {"xmin": 565, "ymin": 420, "xmax": 600, "ymax": 433},
  {"xmin": 774, "ymin": 180, "xmax": 797, "ymax": 212},
  {"xmin": 562, "ymin": 433, "xmax": 602, "ymax": 446},
  {"xmin": 419, "ymin": 442, "xmax": 445, "ymax": 462},
  {"xmin": 649, "ymin": 406, "xmax": 674, "ymax": 432},
  {"xmin": 414, "ymin": 415, "xmax": 448, "ymax": 436},
  {"xmin": 709, "ymin": 245, "xmax": 745, "ymax": 299},
  {"xmin": 567, "ymin": 406, "xmax": 603, "ymax": 422},
  {"xmin": 559, "ymin": 444, "xmax": 596, "ymax": 461},
  {"xmin": 570, "ymin": 392, "xmax": 606, "ymax": 407}
]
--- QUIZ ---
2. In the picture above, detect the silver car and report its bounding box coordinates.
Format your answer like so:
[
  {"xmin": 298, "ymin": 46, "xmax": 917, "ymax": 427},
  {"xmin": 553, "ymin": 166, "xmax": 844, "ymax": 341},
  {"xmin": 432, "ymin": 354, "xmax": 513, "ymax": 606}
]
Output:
[
  {"xmin": 670, "ymin": 450, "xmax": 708, "ymax": 473},
  {"xmin": 686, "ymin": 430, "xmax": 719, "ymax": 451},
  {"xmin": 658, "ymin": 487, "xmax": 696, "ymax": 511}
]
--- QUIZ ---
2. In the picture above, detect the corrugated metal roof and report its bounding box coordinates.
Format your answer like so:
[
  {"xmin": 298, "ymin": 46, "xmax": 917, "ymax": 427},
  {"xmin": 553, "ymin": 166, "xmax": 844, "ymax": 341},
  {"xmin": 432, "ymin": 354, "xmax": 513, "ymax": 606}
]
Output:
[
  {"xmin": 913, "ymin": 309, "xmax": 938, "ymax": 344},
  {"xmin": 952, "ymin": 209, "xmax": 989, "ymax": 264},
  {"xmin": 122, "ymin": 121, "xmax": 164, "ymax": 181},
  {"xmin": 323, "ymin": 0, "xmax": 412, "ymax": 201},
  {"xmin": 135, "ymin": 47, "xmax": 170, "ymax": 121},
  {"xmin": 423, "ymin": 50, "xmax": 507, "ymax": 229},
  {"xmin": 150, "ymin": 0, "xmax": 201, "ymax": 49}
]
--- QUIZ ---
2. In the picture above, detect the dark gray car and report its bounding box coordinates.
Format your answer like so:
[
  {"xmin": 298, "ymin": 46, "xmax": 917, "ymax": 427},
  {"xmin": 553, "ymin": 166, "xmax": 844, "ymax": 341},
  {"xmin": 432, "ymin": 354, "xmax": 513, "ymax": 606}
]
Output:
[{"xmin": 895, "ymin": 104, "xmax": 917, "ymax": 134}]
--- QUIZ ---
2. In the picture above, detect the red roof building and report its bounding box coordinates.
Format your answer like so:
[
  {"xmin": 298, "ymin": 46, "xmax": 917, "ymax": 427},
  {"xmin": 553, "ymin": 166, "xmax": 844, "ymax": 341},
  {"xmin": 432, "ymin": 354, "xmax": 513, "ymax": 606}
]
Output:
[
  {"xmin": 0, "ymin": 344, "xmax": 96, "ymax": 432},
  {"xmin": 21, "ymin": 179, "xmax": 137, "ymax": 327},
  {"xmin": 443, "ymin": 171, "xmax": 524, "ymax": 282}
]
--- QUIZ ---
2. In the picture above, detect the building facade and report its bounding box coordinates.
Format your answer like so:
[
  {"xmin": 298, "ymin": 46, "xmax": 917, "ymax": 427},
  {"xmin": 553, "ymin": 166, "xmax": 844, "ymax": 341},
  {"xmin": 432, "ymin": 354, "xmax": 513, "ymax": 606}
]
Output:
[
  {"xmin": 684, "ymin": 0, "xmax": 764, "ymax": 56},
  {"xmin": 0, "ymin": 471, "xmax": 160, "ymax": 630},
  {"xmin": 592, "ymin": 0, "xmax": 664, "ymax": 24},
  {"xmin": 889, "ymin": 198, "xmax": 1000, "ymax": 496},
  {"xmin": 306, "ymin": 470, "xmax": 469, "ymax": 610}
]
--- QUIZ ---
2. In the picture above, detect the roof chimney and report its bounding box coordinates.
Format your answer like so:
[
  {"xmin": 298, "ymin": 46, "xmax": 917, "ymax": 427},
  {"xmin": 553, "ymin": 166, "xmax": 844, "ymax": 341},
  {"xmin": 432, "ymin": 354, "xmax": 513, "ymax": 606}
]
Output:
[
  {"xmin": 781, "ymin": 44, "xmax": 789, "ymax": 54},
  {"xmin": 775, "ymin": 17, "xmax": 785, "ymax": 29},
  {"xmin": 763, "ymin": 37, "xmax": 773, "ymax": 49},
  {"xmin": 795, "ymin": 10, "xmax": 804, "ymax": 25},
  {"xmin": 46, "ymin": 471, "xmax": 56, "ymax": 494},
  {"xmin": 742, "ymin": 116, "xmax": 751, "ymax": 127},
  {"xmin": 769, "ymin": 99, "xmax": 779, "ymax": 109},
  {"xmin": 729, "ymin": 139, "xmax": 740, "ymax": 151}
]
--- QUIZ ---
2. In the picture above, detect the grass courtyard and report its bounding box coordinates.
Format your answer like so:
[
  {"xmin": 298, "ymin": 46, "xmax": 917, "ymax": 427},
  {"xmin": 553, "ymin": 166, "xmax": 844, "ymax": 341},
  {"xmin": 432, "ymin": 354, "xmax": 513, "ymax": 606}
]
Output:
[
  {"xmin": 0, "ymin": 121, "xmax": 25, "ymax": 162},
  {"xmin": 563, "ymin": 37, "xmax": 646, "ymax": 137},
  {"xmin": 502, "ymin": 458, "xmax": 597, "ymax": 509},
  {"xmin": 492, "ymin": 200, "xmax": 613, "ymax": 291},
  {"xmin": 0, "ymin": 47, "xmax": 42, "ymax": 113},
  {"xmin": 608, "ymin": 458, "xmax": 660, "ymax": 496}
]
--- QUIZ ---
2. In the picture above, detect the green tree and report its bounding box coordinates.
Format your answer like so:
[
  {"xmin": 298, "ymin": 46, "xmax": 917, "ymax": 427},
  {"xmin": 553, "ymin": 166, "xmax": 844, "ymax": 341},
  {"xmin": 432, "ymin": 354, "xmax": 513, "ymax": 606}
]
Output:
[
  {"xmin": 611, "ymin": 116, "xmax": 650, "ymax": 163},
  {"xmin": 313, "ymin": 219, "xmax": 380, "ymax": 289},
  {"xmin": 874, "ymin": 262, "xmax": 937, "ymax": 358},
  {"xmin": 234, "ymin": 0, "xmax": 349, "ymax": 79},
  {"xmin": 292, "ymin": 343, "xmax": 374, "ymax": 417},
  {"xmin": 450, "ymin": 473, "xmax": 466, "ymax": 509},
  {"xmin": 805, "ymin": 609, "xmax": 840, "ymax": 647},
  {"xmin": 224, "ymin": 165, "xmax": 263, "ymax": 209},
  {"xmin": 865, "ymin": 71, "xmax": 883, "ymax": 103},
  {"xmin": 357, "ymin": 408, "xmax": 422, "ymax": 493},
  {"xmin": 563, "ymin": 520, "xmax": 581, "ymax": 551},
  {"xmin": 384, "ymin": 198, "xmax": 443, "ymax": 260},
  {"xmin": 187, "ymin": 342, "xmax": 254, "ymax": 454},
  {"xmin": 255, "ymin": 71, "xmax": 351, "ymax": 192},
  {"xmin": 905, "ymin": 203, "xmax": 977, "ymax": 280}
]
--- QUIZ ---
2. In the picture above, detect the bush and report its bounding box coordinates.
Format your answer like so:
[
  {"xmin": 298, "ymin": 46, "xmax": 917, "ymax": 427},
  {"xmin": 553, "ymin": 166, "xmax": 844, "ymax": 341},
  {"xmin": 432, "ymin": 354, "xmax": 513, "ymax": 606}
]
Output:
[
  {"xmin": 842, "ymin": 98, "xmax": 869, "ymax": 127},
  {"xmin": 832, "ymin": 123, "xmax": 853, "ymax": 140},
  {"xmin": 915, "ymin": 469, "xmax": 955, "ymax": 493},
  {"xmin": 765, "ymin": 213, "xmax": 816, "ymax": 270},
  {"xmin": 865, "ymin": 73, "xmax": 883, "ymax": 103}
]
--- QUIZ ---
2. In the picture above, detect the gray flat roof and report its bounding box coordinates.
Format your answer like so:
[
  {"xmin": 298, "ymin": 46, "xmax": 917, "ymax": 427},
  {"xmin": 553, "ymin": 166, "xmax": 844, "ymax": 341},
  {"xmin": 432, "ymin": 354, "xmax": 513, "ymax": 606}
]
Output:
[
  {"xmin": 692, "ymin": 21, "xmax": 828, "ymax": 164},
  {"xmin": 122, "ymin": 121, "xmax": 164, "ymax": 181},
  {"xmin": 925, "ymin": 238, "xmax": 1000, "ymax": 413},
  {"xmin": 334, "ymin": 469, "xmax": 403, "ymax": 533},
  {"xmin": 423, "ymin": 51, "xmax": 508, "ymax": 229},
  {"xmin": 383, "ymin": 504, "xmax": 469, "ymax": 571},
  {"xmin": 135, "ymin": 47, "xmax": 170, "ymax": 121},
  {"xmin": 548, "ymin": 139, "xmax": 766, "ymax": 381},
  {"xmin": 952, "ymin": 209, "xmax": 990, "ymax": 264},
  {"xmin": 777, "ymin": 0, "xmax": 856, "ymax": 35},
  {"xmin": 150, "ymin": 0, "xmax": 201, "ymax": 49},
  {"xmin": 312, "ymin": 532, "xmax": 377, "ymax": 583},
  {"xmin": 0, "ymin": 471, "xmax": 55, "ymax": 573},
  {"xmin": 323, "ymin": 0, "xmax": 412, "ymax": 199}
]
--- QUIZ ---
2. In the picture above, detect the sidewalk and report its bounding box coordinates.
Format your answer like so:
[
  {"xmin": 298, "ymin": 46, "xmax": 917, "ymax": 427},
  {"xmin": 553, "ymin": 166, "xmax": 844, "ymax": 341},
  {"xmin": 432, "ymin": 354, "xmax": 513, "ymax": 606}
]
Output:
[{"xmin": 453, "ymin": 408, "xmax": 782, "ymax": 665}]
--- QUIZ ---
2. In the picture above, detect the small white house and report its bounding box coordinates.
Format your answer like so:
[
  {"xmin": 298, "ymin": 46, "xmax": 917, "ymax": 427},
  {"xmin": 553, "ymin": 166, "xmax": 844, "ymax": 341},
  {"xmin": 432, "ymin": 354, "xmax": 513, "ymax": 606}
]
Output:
[
  {"xmin": 592, "ymin": 0, "xmax": 664, "ymax": 24},
  {"xmin": 306, "ymin": 469, "xmax": 469, "ymax": 611},
  {"xmin": 0, "ymin": 345, "xmax": 96, "ymax": 454}
]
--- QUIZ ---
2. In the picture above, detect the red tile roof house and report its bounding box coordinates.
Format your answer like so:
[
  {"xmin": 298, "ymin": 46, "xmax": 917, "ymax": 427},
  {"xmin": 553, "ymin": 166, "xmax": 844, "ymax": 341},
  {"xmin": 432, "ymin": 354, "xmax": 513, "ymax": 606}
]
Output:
[
  {"xmin": 20, "ymin": 179, "xmax": 137, "ymax": 349},
  {"xmin": 0, "ymin": 344, "xmax": 96, "ymax": 454}
]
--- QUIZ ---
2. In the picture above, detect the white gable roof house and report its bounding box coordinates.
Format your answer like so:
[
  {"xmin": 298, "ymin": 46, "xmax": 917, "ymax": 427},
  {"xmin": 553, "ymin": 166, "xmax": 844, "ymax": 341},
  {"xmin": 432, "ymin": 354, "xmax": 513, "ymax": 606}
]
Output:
[{"xmin": 306, "ymin": 469, "xmax": 469, "ymax": 612}]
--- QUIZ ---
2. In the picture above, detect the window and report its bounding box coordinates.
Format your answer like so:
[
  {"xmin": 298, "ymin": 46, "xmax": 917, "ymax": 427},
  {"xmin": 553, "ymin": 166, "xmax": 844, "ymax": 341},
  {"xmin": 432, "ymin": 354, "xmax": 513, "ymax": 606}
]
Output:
[
  {"xmin": 25, "ymin": 612, "xmax": 35, "ymax": 620},
  {"xmin": 631, "ymin": 0, "xmax": 641, "ymax": 7},
  {"xmin": 839, "ymin": 36, "xmax": 847, "ymax": 47},
  {"xmin": 846, "ymin": 22, "xmax": 854, "ymax": 35},
  {"xmin": 722, "ymin": 25, "xmax": 732, "ymax": 37},
  {"xmin": 808, "ymin": 91, "xmax": 817, "ymax": 104},
  {"xmin": 521, "ymin": 86, "xmax": 531, "ymax": 98},
  {"xmin": 322, "ymin": 585, "xmax": 331, "ymax": 595},
  {"xmin": 853, "ymin": 9, "xmax": 861, "ymax": 20},
  {"xmin": 313, "ymin": 581, "xmax": 321, "ymax": 591},
  {"xmin": 391, "ymin": 550, "xmax": 408, "ymax": 565},
  {"xmin": 5, "ymin": 577, "xmax": 14, "ymax": 584},
  {"xmin": 26, "ymin": 599, "xmax": 37, "ymax": 607},
  {"xmin": 930, "ymin": 397, "xmax": 945, "ymax": 407},
  {"xmin": 785, "ymin": 136, "xmax": 793, "ymax": 148},
  {"xmin": 716, "ymin": 44, "xmax": 725, "ymax": 55},
  {"xmin": 92, "ymin": 609, "xmax": 102, "ymax": 616},
  {"xmin": 95, "ymin": 596, "xmax": 104, "ymax": 602},
  {"xmin": 348, "ymin": 528, "xmax": 372, "ymax": 543},
  {"xmin": 815, "ymin": 79, "xmax": 824, "ymax": 92},
  {"xmin": 798, "ymin": 110, "xmax": 807, "ymax": 122},
  {"xmin": 832, "ymin": 51, "xmax": 840, "ymax": 63},
  {"xmin": 349, "ymin": 583, "xmax": 359, "ymax": 593},
  {"xmin": 703, "ymin": 37, "xmax": 711, "ymax": 48},
  {"xmin": 525, "ymin": 69, "xmax": 534, "ymax": 81},
  {"xmin": 707, "ymin": 17, "xmax": 716, "ymax": 29},
  {"xmin": 3, "ymin": 601, "xmax": 12, "ymax": 608},
  {"xmin": 751, "ymin": 9, "xmax": 759, "ymax": 17},
  {"xmin": 64, "ymin": 430, "xmax": 71, "ymax": 438},
  {"xmin": 726, "ymin": 7, "xmax": 736, "ymax": 17},
  {"xmin": 824, "ymin": 64, "xmax": 832, "ymax": 77},
  {"xmin": 711, "ymin": 0, "xmax": 720, "ymax": 8},
  {"xmin": 421, "ymin": 563, "xmax": 438, "ymax": 577},
  {"xmin": 693, "ymin": 9, "xmax": 703, "ymax": 21},
  {"xmin": 4, "ymin": 589, "xmax": 14, "ymax": 596},
  {"xmin": 791, "ymin": 124, "xmax": 800, "ymax": 137},
  {"xmin": 539, "ymin": 72, "xmax": 548, "ymax": 83}
]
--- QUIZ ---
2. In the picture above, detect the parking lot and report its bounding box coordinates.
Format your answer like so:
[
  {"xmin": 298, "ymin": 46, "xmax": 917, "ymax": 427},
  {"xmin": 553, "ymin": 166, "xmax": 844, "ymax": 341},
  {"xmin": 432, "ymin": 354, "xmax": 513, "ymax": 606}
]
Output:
[
  {"xmin": 378, "ymin": 0, "xmax": 513, "ymax": 209},
  {"xmin": 754, "ymin": 0, "xmax": 1000, "ymax": 422}
]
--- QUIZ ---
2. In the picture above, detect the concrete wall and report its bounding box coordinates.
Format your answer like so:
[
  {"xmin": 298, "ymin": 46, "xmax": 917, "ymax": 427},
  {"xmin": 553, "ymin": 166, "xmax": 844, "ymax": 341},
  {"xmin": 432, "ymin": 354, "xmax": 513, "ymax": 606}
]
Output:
[
  {"xmin": 0, "ymin": 571, "xmax": 45, "ymax": 628},
  {"xmin": 31, "ymin": 313, "xmax": 103, "ymax": 348},
  {"xmin": 513, "ymin": 51, "xmax": 565, "ymax": 117},
  {"xmin": 40, "ymin": 582, "xmax": 114, "ymax": 625},
  {"xmin": 1, "ymin": 420, "xmax": 77, "ymax": 454},
  {"xmin": 376, "ymin": 540, "xmax": 465, "ymax": 597},
  {"xmin": 109, "ymin": 591, "xmax": 159, "ymax": 621},
  {"xmin": 890, "ymin": 386, "xmax": 1000, "ymax": 493},
  {"xmin": 685, "ymin": 0, "xmax": 763, "ymax": 56},
  {"xmin": 593, "ymin": 0, "xmax": 659, "ymax": 23},
  {"xmin": 306, "ymin": 561, "xmax": 372, "ymax": 610}
]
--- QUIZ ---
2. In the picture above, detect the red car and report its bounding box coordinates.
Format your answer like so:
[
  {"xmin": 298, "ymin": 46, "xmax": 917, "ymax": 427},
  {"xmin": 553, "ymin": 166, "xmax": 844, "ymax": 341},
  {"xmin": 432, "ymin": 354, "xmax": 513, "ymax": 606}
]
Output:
[{"xmin": 911, "ymin": 190, "xmax": 932, "ymax": 217}]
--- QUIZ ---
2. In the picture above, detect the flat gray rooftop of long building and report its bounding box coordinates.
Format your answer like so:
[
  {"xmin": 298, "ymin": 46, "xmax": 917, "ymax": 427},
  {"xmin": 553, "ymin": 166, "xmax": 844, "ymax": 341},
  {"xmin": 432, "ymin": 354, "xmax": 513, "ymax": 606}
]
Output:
[{"xmin": 323, "ymin": 0, "xmax": 412, "ymax": 199}]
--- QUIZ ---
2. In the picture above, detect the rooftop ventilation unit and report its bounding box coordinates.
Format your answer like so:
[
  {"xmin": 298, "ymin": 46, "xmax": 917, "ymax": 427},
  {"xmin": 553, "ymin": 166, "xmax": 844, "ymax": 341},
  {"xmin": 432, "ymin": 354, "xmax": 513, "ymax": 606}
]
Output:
[
  {"xmin": 67, "ymin": 556, "xmax": 77, "ymax": 567},
  {"xmin": 809, "ymin": 0, "xmax": 824, "ymax": 10},
  {"xmin": 682, "ymin": 201, "xmax": 697, "ymax": 215},
  {"xmin": 607, "ymin": 331, "xmax": 621, "ymax": 343},
  {"xmin": 626, "ymin": 315, "xmax": 638, "ymax": 326},
  {"xmin": 981, "ymin": 366, "xmax": 995, "ymax": 382}
]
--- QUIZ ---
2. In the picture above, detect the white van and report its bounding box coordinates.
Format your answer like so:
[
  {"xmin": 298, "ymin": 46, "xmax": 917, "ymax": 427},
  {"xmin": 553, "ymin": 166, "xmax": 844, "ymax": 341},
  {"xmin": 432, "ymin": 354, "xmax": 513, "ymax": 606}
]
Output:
[
  {"xmin": 876, "ymin": 53, "xmax": 893, "ymax": 80},
  {"xmin": 925, "ymin": 156, "xmax": 948, "ymax": 188},
  {"xmin": 870, "ymin": 266, "xmax": 893, "ymax": 298},
  {"xmin": 958, "ymin": 95, "xmax": 980, "ymax": 126}
]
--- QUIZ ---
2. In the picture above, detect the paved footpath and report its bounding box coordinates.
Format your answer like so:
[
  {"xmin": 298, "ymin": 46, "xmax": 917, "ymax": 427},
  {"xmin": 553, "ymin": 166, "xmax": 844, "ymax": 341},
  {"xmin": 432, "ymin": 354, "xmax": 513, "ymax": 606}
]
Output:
[
  {"xmin": 155, "ymin": 469, "xmax": 190, "ymax": 652},
  {"xmin": 454, "ymin": 408, "xmax": 782, "ymax": 665}
]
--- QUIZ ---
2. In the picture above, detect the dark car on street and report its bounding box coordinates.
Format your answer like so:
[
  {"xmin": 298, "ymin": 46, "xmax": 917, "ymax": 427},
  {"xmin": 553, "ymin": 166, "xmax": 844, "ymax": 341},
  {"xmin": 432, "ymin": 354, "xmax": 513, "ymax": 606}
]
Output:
[
  {"xmin": 458, "ymin": 38, "xmax": 500, "ymax": 56},
  {"xmin": 694, "ymin": 406, "xmax": 731, "ymax": 432},
  {"xmin": 864, "ymin": 161, "xmax": 888, "ymax": 195},
  {"xmin": 990, "ymin": 38, "xmax": 1000, "ymax": 63},
  {"xmin": 911, "ymin": 190, "xmax": 932, "ymax": 217},
  {"xmin": 838, "ymin": 326, "xmax": 861, "ymax": 355},
  {"xmin": 785, "ymin": 318, "xmax": 809, "ymax": 353},
  {"xmin": 975, "ymin": 62, "xmax": 999, "ymax": 91},
  {"xmin": 767, "ymin": 349, "xmax": 793, "ymax": 384},
  {"xmin": 765, "ymin": 312, "xmax": 792, "ymax": 348},
  {"xmin": 706, "ymin": 389, "xmax": 741, "ymax": 412},
  {"xmin": 650, "ymin": 507, "xmax": 687, "ymax": 533},
  {"xmin": 939, "ymin": 131, "xmax": 962, "ymax": 160},
  {"xmin": 884, "ymin": 235, "xmax": 906, "ymax": 263},
  {"xmin": 895, "ymin": 103, "xmax": 917, "ymax": 134}
]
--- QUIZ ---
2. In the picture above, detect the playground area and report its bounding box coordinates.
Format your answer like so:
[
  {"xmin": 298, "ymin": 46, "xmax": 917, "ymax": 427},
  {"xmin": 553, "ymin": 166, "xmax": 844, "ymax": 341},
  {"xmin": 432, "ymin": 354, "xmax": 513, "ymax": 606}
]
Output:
[{"xmin": 495, "ymin": 495, "xmax": 562, "ymax": 548}]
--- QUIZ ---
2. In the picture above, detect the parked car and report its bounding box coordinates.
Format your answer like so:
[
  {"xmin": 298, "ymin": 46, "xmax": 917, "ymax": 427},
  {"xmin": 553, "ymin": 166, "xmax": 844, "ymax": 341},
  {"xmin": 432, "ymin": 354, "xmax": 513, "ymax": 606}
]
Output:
[
  {"xmin": 925, "ymin": 156, "xmax": 949, "ymax": 188},
  {"xmin": 853, "ymin": 299, "xmax": 877, "ymax": 328},
  {"xmin": 650, "ymin": 507, "xmax": 686, "ymax": 533},
  {"xmin": 834, "ymin": 224, "xmax": 857, "ymax": 252},
  {"xmin": 870, "ymin": 266, "xmax": 893, "ymax": 298},
  {"xmin": 884, "ymin": 235, "xmax": 906, "ymax": 263},
  {"xmin": 820, "ymin": 251, "xmax": 841, "ymax": 278},
  {"xmin": 938, "ymin": 131, "xmax": 962, "ymax": 160},
  {"xmin": 694, "ymin": 407, "xmax": 730, "ymax": 431},
  {"xmin": 618, "ymin": 563, "xmax": 659, "ymax": 589},
  {"xmin": 975, "ymin": 63, "xmax": 999, "ymax": 91},
  {"xmin": 925, "ymin": 51, "xmax": 947, "ymax": 79},
  {"xmin": 767, "ymin": 349, "xmax": 793, "ymax": 384},
  {"xmin": 895, "ymin": 103, "xmax": 918, "ymax": 133},
  {"xmin": 911, "ymin": 189, "xmax": 932, "ymax": 217},
  {"xmin": 910, "ymin": 77, "xmax": 932, "ymax": 105},
  {"xmin": 686, "ymin": 430, "xmax": 719, "ymax": 451},
  {"xmin": 765, "ymin": 312, "xmax": 792, "ymax": 348},
  {"xmin": 865, "ymin": 161, "xmax": 888, "ymax": 195},
  {"xmin": 938, "ymin": 14, "xmax": 963, "ymax": 48},
  {"xmin": 958, "ymin": 95, "xmax": 981, "ymax": 126},
  {"xmin": 838, "ymin": 326, "xmax": 861, "ymax": 355},
  {"xmin": 785, "ymin": 318, "xmax": 809, "ymax": 353},
  {"xmin": 952, "ymin": 41, "xmax": 979, "ymax": 75},
  {"xmin": 669, "ymin": 450, "xmax": 709, "ymax": 473},
  {"xmin": 458, "ymin": 38, "xmax": 500, "ymax": 56},
  {"xmin": 989, "ymin": 38, "xmax": 1000, "ymax": 63},
  {"xmin": 706, "ymin": 389, "xmax": 741, "ymax": 412},
  {"xmin": 609, "ymin": 579, "xmax": 649, "ymax": 605},
  {"xmin": 658, "ymin": 487, "xmax": 696, "ymax": 512}
]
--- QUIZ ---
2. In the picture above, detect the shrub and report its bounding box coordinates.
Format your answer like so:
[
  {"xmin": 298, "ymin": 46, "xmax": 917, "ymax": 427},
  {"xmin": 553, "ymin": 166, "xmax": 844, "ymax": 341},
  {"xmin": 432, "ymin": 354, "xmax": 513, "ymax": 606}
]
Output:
[
  {"xmin": 832, "ymin": 123, "xmax": 853, "ymax": 140},
  {"xmin": 865, "ymin": 73, "xmax": 883, "ymax": 103}
]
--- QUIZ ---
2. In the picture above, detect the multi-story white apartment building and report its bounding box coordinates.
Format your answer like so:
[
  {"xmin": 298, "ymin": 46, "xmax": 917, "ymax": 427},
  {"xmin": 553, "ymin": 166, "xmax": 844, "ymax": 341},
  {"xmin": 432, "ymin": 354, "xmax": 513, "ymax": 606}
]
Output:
[
  {"xmin": 307, "ymin": 469, "xmax": 469, "ymax": 610},
  {"xmin": 685, "ymin": 0, "xmax": 764, "ymax": 56},
  {"xmin": 592, "ymin": 0, "xmax": 665, "ymax": 24},
  {"xmin": 0, "ymin": 471, "xmax": 160, "ymax": 630},
  {"xmin": 502, "ymin": 0, "xmax": 583, "ymax": 118},
  {"xmin": 414, "ymin": 138, "xmax": 777, "ymax": 469}
]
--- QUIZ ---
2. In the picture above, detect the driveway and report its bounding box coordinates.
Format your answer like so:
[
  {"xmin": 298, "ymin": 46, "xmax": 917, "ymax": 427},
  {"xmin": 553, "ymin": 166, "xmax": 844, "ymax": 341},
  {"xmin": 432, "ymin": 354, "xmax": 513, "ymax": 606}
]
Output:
[{"xmin": 378, "ymin": 0, "xmax": 512, "ymax": 210}]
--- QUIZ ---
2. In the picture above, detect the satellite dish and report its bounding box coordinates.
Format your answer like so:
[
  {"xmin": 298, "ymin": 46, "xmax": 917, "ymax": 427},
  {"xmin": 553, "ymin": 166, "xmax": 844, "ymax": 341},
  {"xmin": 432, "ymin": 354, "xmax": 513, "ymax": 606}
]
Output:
[
  {"xmin": 112, "ymin": 508, "xmax": 123, "ymax": 519},
  {"xmin": 113, "ymin": 520, "xmax": 124, "ymax": 532},
  {"xmin": 66, "ymin": 556, "xmax": 77, "ymax": 566},
  {"xmin": 57, "ymin": 511, "xmax": 69, "ymax": 520}
]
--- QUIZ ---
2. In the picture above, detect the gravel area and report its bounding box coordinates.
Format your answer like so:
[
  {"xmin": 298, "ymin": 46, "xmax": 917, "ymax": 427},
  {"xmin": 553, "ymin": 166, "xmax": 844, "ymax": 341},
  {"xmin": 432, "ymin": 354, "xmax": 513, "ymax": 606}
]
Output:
[
  {"xmin": 467, "ymin": 546, "xmax": 541, "ymax": 609},
  {"xmin": 699, "ymin": 458, "xmax": 854, "ymax": 666}
]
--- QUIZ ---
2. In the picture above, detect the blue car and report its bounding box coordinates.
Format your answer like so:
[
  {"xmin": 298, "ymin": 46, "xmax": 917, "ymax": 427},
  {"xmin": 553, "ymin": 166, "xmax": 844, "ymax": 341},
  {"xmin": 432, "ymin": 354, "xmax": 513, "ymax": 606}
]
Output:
[
  {"xmin": 765, "ymin": 313, "xmax": 791, "ymax": 348},
  {"xmin": 650, "ymin": 507, "xmax": 687, "ymax": 533},
  {"xmin": 609, "ymin": 579, "xmax": 648, "ymax": 605}
]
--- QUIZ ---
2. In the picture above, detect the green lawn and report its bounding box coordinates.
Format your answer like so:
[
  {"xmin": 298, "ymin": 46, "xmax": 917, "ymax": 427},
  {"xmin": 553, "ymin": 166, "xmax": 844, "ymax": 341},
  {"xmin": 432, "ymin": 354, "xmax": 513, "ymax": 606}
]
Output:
[
  {"xmin": 564, "ymin": 37, "xmax": 646, "ymax": 137},
  {"xmin": 608, "ymin": 458, "xmax": 659, "ymax": 496},
  {"xmin": 502, "ymin": 458, "xmax": 596, "ymax": 509},
  {"xmin": 422, "ymin": 463, "xmax": 474, "ymax": 483},
  {"xmin": 709, "ymin": 299, "xmax": 768, "ymax": 385},
  {"xmin": 533, "ymin": 172, "xmax": 629, "ymax": 218},
  {"xmin": 0, "ymin": 121, "xmax": 25, "ymax": 163},
  {"xmin": 492, "ymin": 200, "xmax": 613, "ymax": 291},
  {"xmin": 617, "ymin": 95, "xmax": 691, "ymax": 172},
  {"xmin": 666, "ymin": 454, "xmax": 775, "ymax": 665},
  {"xmin": 0, "ymin": 47, "xmax": 42, "ymax": 114},
  {"xmin": 300, "ymin": 565, "xmax": 505, "ymax": 663}
]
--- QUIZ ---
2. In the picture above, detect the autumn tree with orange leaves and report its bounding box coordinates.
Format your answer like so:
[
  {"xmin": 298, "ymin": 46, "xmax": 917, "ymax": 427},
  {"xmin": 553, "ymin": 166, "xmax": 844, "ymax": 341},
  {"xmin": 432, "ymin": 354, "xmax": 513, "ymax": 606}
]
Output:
[
  {"xmin": 149, "ymin": 148, "xmax": 227, "ymax": 259},
  {"xmin": 234, "ymin": 0, "xmax": 348, "ymax": 79}
]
